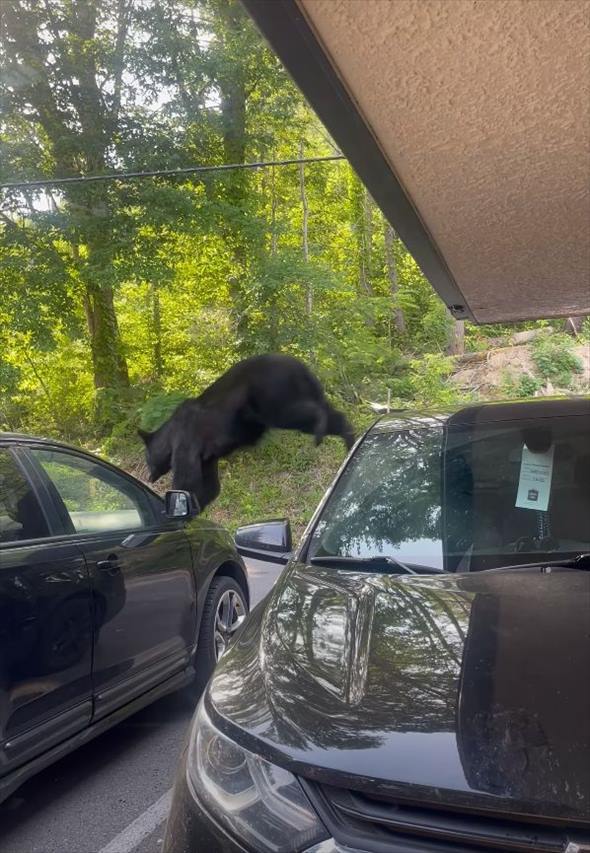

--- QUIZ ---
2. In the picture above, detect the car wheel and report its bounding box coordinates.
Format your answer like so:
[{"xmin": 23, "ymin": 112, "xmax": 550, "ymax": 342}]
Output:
[{"xmin": 189, "ymin": 576, "xmax": 248, "ymax": 699}]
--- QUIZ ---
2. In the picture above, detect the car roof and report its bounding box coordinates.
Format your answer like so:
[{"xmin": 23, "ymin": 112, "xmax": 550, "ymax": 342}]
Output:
[
  {"xmin": 371, "ymin": 396, "xmax": 590, "ymax": 433},
  {"xmin": 244, "ymin": 0, "xmax": 590, "ymax": 324},
  {"xmin": 0, "ymin": 432, "xmax": 53, "ymax": 444},
  {"xmin": 0, "ymin": 432, "xmax": 86, "ymax": 451}
]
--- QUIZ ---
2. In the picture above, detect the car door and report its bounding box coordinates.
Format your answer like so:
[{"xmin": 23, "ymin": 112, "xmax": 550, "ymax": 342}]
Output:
[
  {"xmin": 27, "ymin": 447, "xmax": 197, "ymax": 720},
  {"xmin": 0, "ymin": 445, "xmax": 93, "ymax": 778}
]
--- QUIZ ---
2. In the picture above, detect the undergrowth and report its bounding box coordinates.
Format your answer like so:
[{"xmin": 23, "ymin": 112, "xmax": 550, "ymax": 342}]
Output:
[{"xmin": 531, "ymin": 334, "xmax": 584, "ymax": 388}]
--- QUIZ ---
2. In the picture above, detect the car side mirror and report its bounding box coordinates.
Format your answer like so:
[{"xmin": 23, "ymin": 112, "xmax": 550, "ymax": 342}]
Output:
[
  {"xmin": 165, "ymin": 490, "xmax": 197, "ymax": 519},
  {"xmin": 235, "ymin": 519, "xmax": 292, "ymax": 564}
]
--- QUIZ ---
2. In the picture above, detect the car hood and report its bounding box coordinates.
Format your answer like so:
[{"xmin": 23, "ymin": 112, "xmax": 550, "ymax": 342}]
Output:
[{"xmin": 209, "ymin": 562, "xmax": 590, "ymax": 823}]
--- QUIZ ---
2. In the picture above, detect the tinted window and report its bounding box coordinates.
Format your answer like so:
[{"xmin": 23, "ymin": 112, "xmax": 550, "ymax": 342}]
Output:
[
  {"xmin": 32, "ymin": 449, "xmax": 151, "ymax": 534},
  {"xmin": 0, "ymin": 449, "xmax": 49, "ymax": 543},
  {"xmin": 308, "ymin": 416, "xmax": 590, "ymax": 572}
]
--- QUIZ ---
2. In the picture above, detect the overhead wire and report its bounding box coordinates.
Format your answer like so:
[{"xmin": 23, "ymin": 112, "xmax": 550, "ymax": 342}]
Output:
[{"xmin": 0, "ymin": 154, "xmax": 346, "ymax": 191}]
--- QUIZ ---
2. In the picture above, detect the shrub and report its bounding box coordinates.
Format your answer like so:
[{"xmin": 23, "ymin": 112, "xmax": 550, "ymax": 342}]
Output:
[
  {"xmin": 501, "ymin": 372, "xmax": 543, "ymax": 399},
  {"xmin": 139, "ymin": 390, "xmax": 187, "ymax": 432},
  {"xmin": 531, "ymin": 333, "xmax": 583, "ymax": 388},
  {"xmin": 407, "ymin": 355, "xmax": 461, "ymax": 407},
  {"xmin": 515, "ymin": 374, "xmax": 543, "ymax": 397}
]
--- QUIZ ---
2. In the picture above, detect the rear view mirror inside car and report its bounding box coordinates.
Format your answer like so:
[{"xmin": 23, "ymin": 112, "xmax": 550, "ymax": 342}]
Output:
[{"xmin": 522, "ymin": 427, "xmax": 553, "ymax": 453}]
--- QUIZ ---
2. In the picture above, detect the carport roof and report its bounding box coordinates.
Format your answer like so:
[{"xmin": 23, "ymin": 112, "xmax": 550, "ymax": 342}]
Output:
[{"xmin": 243, "ymin": 0, "xmax": 590, "ymax": 324}]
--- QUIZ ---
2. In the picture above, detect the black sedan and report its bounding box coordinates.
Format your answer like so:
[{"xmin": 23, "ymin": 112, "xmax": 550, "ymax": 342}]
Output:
[
  {"xmin": 165, "ymin": 397, "xmax": 590, "ymax": 853},
  {"xmin": 0, "ymin": 433, "xmax": 249, "ymax": 805}
]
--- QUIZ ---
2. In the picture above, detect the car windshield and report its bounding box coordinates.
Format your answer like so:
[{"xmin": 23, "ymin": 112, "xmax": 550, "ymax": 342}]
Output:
[{"xmin": 307, "ymin": 414, "xmax": 590, "ymax": 573}]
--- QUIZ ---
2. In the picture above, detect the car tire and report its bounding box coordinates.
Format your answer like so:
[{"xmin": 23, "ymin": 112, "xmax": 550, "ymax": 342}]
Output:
[{"xmin": 187, "ymin": 575, "xmax": 248, "ymax": 700}]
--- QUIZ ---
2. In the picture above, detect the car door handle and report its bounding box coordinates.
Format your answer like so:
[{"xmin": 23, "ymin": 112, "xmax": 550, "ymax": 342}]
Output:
[{"xmin": 97, "ymin": 555, "xmax": 121, "ymax": 574}]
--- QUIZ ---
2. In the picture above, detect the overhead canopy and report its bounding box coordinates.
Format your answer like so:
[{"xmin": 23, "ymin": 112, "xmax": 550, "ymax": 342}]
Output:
[{"xmin": 243, "ymin": 0, "xmax": 590, "ymax": 323}]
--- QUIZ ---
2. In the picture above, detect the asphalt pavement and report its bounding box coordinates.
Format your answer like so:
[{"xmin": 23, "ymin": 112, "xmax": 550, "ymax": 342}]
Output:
[{"xmin": 0, "ymin": 558, "xmax": 284, "ymax": 853}]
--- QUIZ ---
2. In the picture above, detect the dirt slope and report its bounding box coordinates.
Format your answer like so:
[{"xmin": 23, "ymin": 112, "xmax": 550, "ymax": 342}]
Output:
[{"xmin": 452, "ymin": 341, "xmax": 590, "ymax": 399}]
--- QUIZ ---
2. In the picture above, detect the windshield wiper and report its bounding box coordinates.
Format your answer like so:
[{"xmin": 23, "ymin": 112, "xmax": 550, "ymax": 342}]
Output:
[
  {"xmin": 495, "ymin": 553, "xmax": 590, "ymax": 572},
  {"xmin": 308, "ymin": 555, "xmax": 443, "ymax": 575}
]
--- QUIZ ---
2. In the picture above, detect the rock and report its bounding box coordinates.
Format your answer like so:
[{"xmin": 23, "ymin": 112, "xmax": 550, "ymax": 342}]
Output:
[
  {"xmin": 455, "ymin": 351, "xmax": 488, "ymax": 365},
  {"xmin": 510, "ymin": 328, "xmax": 551, "ymax": 345}
]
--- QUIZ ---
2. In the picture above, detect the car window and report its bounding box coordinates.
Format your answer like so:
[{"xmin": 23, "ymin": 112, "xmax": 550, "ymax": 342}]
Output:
[
  {"xmin": 308, "ymin": 416, "xmax": 590, "ymax": 572},
  {"xmin": 31, "ymin": 449, "xmax": 152, "ymax": 535},
  {"xmin": 308, "ymin": 428, "xmax": 445, "ymax": 568},
  {"xmin": 0, "ymin": 449, "xmax": 50, "ymax": 543}
]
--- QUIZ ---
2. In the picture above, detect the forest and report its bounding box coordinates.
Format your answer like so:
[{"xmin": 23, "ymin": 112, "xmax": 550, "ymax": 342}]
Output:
[{"xmin": 1, "ymin": 0, "xmax": 588, "ymax": 531}]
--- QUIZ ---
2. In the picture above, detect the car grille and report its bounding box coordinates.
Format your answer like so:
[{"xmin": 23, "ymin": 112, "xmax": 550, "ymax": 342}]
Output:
[{"xmin": 302, "ymin": 783, "xmax": 590, "ymax": 853}]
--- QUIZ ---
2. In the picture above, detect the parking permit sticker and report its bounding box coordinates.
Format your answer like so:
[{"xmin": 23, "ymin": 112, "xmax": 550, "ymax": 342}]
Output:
[{"xmin": 515, "ymin": 444, "xmax": 554, "ymax": 512}]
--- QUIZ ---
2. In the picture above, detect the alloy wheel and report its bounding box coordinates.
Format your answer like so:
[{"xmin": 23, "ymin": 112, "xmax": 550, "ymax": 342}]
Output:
[{"xmin": 213, "ymin": 589, "xmax": 246, "ymax": 660}]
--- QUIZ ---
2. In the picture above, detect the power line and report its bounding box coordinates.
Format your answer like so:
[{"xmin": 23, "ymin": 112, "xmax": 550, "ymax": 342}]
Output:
[{"xmin": 0, "ymin": 154, "xmax": 346, "ymax": 191}]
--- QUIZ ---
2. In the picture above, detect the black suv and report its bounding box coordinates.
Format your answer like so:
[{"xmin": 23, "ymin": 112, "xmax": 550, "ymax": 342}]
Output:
[
  {"xmin": 165, "ymin": 397, "xmax": 590, "ymax": 853},
  {"xmin": 0, "ymin": 433, "xmax": 249, "ymax": 804}
]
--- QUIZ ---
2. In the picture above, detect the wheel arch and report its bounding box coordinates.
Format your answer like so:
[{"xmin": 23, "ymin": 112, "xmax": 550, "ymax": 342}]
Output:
[
  {"xmin": 193, "ymin": 557, "xmax": 250, "ymax": 647},
  {"xmin": 213, "ymin": 560, "xmax": 250, "ymax": 608}
]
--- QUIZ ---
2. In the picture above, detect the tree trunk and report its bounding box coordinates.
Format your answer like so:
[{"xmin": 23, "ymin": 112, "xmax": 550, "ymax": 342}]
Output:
[
  {"xmin": 299, "ymin": 141, "xmax": 312, "ymax": 316},
  {"xmin": 384, "ymin": 222, "xmax": 405, "ymax": 334},
  {"xmin": 83, "ymin": 280, "xmax": 129, "ymax": 390},
  {"xmin": 74, "ymin": 238, "xmax": 128, "ymax": 394},
  {"xmin": 268, "ymin": 160, "xmax": 279, "ymax": 349},
  {"xmin": 221, "ymin": 73, "xmax": 246, "ymax": 173},
  {"xmin": 270, "ymin": 160, "xmax": 278, "ymax": 256},
  {"xmin": 350, "ymin": 172, "xmax": 373, "ymax": 295},
  {"xmin": 563, "ymin": 316, "xmax": 585, "ymax": 336},
  {"xmin": 447, "ymin": 317, "xmax": 465, "ymax": 356},
  {"xmin": 151, "ymin": 282, "xmax": 163, "ymax": 380},
  {"xmin": 80, "ymin": 222, "xmax": 129, "ymax": 391},
  {"xmin": 363, "ymin": 188, "xmax": 373, "ymax": 292},
  {"xmin": 218, "ymin": 0, "xmax": 250, "ymax": 349},
  {"xmin": 219, "ymin": 0, "xmax": 247, "ymax": 188}
]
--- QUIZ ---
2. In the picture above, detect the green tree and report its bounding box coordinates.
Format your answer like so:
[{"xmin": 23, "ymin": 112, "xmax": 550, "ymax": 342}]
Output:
[
  {"xmin": 0, "ymin": 0, "xmax": 487, "ymax": 448},
  {"xmin": 0, "ymin": 0, "xmax": 132, "ymax": 400}
]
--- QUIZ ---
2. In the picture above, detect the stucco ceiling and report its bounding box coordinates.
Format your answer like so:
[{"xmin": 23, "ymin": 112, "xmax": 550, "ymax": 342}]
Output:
[{"xmin": 253, "ymin": 0, "xmax": 590, "ymax": 322}]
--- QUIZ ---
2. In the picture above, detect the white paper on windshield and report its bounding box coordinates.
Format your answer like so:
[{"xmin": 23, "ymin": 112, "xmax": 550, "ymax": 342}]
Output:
[{"xmin": 515, "ymin": 444, "xmax": 554, "ymax": 512}]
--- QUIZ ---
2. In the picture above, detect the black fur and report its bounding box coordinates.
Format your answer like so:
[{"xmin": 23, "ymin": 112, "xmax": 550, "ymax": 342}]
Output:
[{"xmin": 139, "ymin": 354, "xmax": 355, "ymax": 512}]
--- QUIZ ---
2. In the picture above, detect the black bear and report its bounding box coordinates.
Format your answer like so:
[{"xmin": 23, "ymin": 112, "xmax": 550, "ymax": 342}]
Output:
[{"xmin": 139, "ymin": 354, "xmax": 355, "ymax": 512}]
